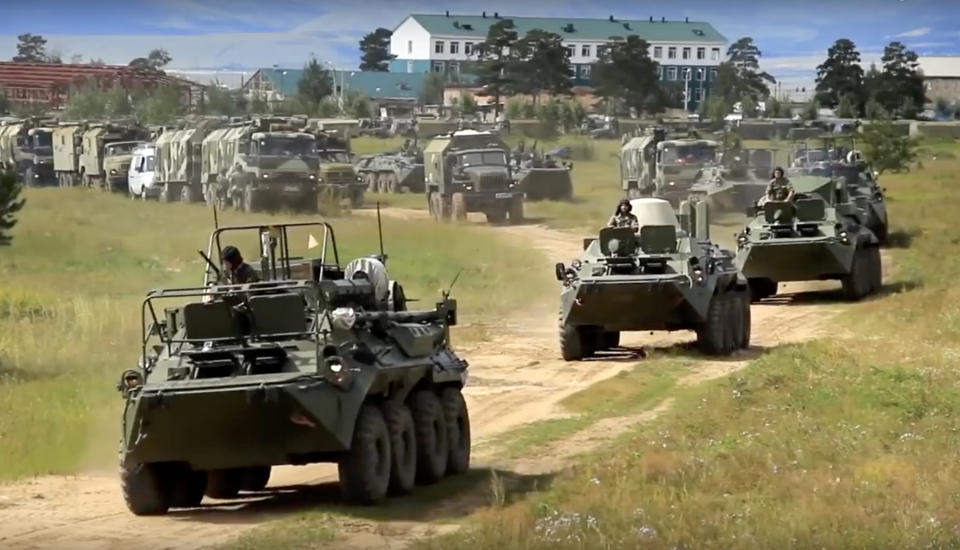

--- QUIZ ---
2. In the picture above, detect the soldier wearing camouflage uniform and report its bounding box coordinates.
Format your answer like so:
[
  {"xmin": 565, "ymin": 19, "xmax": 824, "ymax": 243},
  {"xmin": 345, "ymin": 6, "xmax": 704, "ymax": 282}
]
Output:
[
  {"xmin": 607, "ymin": 199, "xmax": 639, "ymax": 230},
  {"xmin": 763, "ymin": 167, "xmax": 794, "ymax": 203}
]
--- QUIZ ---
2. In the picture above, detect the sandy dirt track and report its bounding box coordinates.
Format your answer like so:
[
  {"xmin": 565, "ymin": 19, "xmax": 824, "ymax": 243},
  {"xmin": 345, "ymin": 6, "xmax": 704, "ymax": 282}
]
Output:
[{"xmin": 0, "ymin": 212, "xmax": 853, "ymax": 550}]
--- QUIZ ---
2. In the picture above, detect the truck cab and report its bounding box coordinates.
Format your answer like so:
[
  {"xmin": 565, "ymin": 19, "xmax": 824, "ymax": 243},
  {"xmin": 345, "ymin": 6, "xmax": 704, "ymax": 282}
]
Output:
[{"xmin": 128, "ymin": 144, "xmax": 158, "ymax": 199}]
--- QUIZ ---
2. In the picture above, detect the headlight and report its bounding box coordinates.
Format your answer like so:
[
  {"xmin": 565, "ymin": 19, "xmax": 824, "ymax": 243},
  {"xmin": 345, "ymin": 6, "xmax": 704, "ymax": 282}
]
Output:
[
  {"xmin": 330, "ymin": 307, "xmax": 356, "ymax": 330},
  {"xmin": 838, "ymin": 230, "xmax": 850, "ymax": 244},
  {"xmin": 571, "ymin": 259, "xmax": 582, "ymax": 270},
  {"xmin": 356, "ymin": 176, "xmax": 363, "ymax": 182},
  {"xmin": 322, "ymin": 355, "xmax": 353, "ymax": 390},
  {"xmin": 110, "ymin": 169, "xmax": 117, "ymax": 175},
  {"xmin": 668, "ymin": 181, "xmax": 675, "ymax": 186},
  {"xmin": 737, "ymin": 234, "xmax": 748, "ymax": 247},
  {"xmin": 317, "ymin": 176, "xmax": 324, "ymax": 183},
  {"xmin": 261, "ymin": 173, "xmax": 270, "ymax": 179},
  {"xmin": 309, "ymin": 174, "xmax": 316, "ymax": 180}
]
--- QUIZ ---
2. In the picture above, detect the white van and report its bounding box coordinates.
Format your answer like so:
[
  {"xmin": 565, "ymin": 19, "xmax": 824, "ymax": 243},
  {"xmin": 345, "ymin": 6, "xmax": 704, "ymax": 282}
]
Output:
[{"xmin": 128, "ymin": 145, "xmax": 158, "ymax": 199}]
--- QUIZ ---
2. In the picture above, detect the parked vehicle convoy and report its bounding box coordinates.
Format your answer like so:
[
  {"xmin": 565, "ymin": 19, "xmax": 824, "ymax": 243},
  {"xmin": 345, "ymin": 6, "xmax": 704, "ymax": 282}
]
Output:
[
  {"xmin": 0, "ymin": 118, "xmax": 56, "ymax": 186},
  {"xmin": 78, "ymin": 123, "xmax": 150, "ymax": 191},
  {"xmin": 620, "ymin": 127, "xmax": 720, "ymax": 206}
]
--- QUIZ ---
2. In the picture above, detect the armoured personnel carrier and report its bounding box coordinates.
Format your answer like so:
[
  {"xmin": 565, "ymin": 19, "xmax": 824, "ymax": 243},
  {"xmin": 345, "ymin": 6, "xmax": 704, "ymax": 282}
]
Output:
[
  {"xmin": 735, "ymin": 173, "xmax": 882, "ymax": 302},
  {"xmin": 424, "ymin": 130, "xmax": 524, "ymax": 223},
  {"xmin": 620, "ymin": 128, "xmax": 720, "ymax": 206},
  {"xmin": 555, "ymin": 198, "xmax": 750, "ymax": 360},
  {"xmin": 511, "ymin": 145, "xmax": 574, "ymax": 201},
  {"xmin": 0, "ymin": 119, "xmax": 55, "ymax": 186},
  {"xmin": 118, "ymin": 221, "xmax": 470, "ymax": 515},
  {"xmin": 354, "ymin": 151, "xmax": 425, "ymax": 194}
]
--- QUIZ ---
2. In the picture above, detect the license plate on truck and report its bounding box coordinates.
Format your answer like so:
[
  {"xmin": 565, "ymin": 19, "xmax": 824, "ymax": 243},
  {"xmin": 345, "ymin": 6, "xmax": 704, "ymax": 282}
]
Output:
[
  {"xmin": 495, "ymin": 192, "xmax": 515, "ymax": 199},
  {"xmin": 284, "ymin": 185, "xmax": 301, "ymax": 192}
]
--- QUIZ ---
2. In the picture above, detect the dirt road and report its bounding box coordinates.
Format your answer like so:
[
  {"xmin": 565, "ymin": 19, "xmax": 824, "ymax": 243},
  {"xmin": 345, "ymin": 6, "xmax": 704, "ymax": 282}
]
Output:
[{"xmin": 0, "ymin": 213, "xmax": 852, "ymax": 550}]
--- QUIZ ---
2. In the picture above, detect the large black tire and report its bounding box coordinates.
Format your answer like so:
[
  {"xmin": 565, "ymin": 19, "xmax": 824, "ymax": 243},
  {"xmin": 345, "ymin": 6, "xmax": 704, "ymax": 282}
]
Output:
[
  {"xmin": 452, "ymin": 192, "xmax": 467, "ymax": 221},
  {"xmin": 180, "ymin": 184, "xmax": 196, "ymax": 203},
  {"xmin": 748, "ymin": 278, "xmax": 778, "ymax": 303},
  {"xmin": 738, "ymin": 290, "xmax": 752, "ymax": 350},
  {"xmin": 867, "ymin": 245, "xmax": 882, "ymax": 295},
  {"xmin": 409, "ymin": 390, "xmax": 448, "ymax": 485},
  {"xmin": 243, "ymin": 186, "xmax": 258, "ymax": 213},
  {"xmin": 339, "ymin": 404, "xmax": 391, "ymax": 504},
  {"xmin": 24, "ymin": 167, "xmax": 36, "ymax": 188},
  {"xmin": 386, "ymin": 173, "xmax": 398, "ymax": 193},
  {"xmin": 381, "ymin": 401, "xmax": 417, "ymax": 495},
  {"xmin": 485, "ymin": 207, "xmax": 507, "ymax": 224},
  {"xmin": 350, "ymin": 190, "xmax": 364, "ymax": 209},
  {"xmin": 559, "ymin": 320, "xmax": 596, "ymax": 361},
  {"xmin": 121, "ymin": 462, "xmax": 170, "ymax": 516},
  {"xmin": 508, "ymin": 198, "xmax": 524, "ymax": 224},
  {"xmin": 241, "ymin": 466, "xmax": 272, "ymax": 492},
  {"xmin": 723, "ymin": 293, "xmax": 739, "ymax": 354},
  {"xmin": 697, "ymin": 292, "xmax": 729, "ymax": 356},
  {"xmin": 440, "ymin": 387, "xmax": 471, "ymax": 476},
  {"xmin": 169, "ymin": 467, "xmax": 207, "ymax": 508},
  {"xmin": 204, "ymin": 468, "xmax": 244, "ymax": 499},
  {"xmin": 159, "ymin": 183, "xmax": 179, "ymax": 203},
  {"xmin": 301, "ymin": 191, "xmax": 319, "ymax": 214},
  {"xmin": 842, "ymin": 246, "xmax": 870, "ymax": 301}
]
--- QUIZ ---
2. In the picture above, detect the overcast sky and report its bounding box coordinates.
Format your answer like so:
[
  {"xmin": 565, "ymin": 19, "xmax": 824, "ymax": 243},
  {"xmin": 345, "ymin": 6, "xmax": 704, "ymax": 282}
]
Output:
[{"xmin": 0, "ymin": 0, "xmax": 956, "ymax": 92}]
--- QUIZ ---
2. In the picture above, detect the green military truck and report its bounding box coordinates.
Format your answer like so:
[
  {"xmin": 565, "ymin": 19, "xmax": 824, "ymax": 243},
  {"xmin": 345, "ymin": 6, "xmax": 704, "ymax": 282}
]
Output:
[
  {"xmin": 620, "ymin": 128, "xmax": 720, "ymax": 206},
  {"xmin": 0, "ymin": 119, "xmax": 56, "ymax": 186},
  {"xmin": 308, "ymin": 119, "xmax": 365, "ymax": 208},
  {"xmin": 53, "ymin": 123, "xmax": 85, "ymax": 187},
  {"xmin": 154, "ymin": 118, "xmax": 226, "ymax": 202},
  {"xmin": 78, "ymin": 123, "xmax": 149, "ymax": 191},
  {"xmin": 423, "ymin": 130, "xmax": 524, "ymax": 224}
]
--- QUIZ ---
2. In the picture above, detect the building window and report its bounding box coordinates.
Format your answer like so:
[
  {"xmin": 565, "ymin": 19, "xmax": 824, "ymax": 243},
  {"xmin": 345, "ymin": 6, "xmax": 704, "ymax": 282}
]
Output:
[
  {"xmin": 407, "ymin": 40, "xmax": 413, "ymax": 54},
  {"xmin": 450, "ymin": 41, "xmax": 459, "ymax": 54},
  {"xmin": 407, "ymin": 60, "xmax": 414, "ymax": 73},
  {"xmin": 682, "ymin": 47, "xmax": 691, "ymax": 60},
  {"xmin": 682, "ymin": 67, "xmax": 691, "ymax": 80},
  {"xmin": 432, "ymin": 61, "xmax": 444, "ymax": 72},
  {"xmin": 653, "ymin": 46, "xmax": 662, "ymax": 58},
  {"xmin": 580, "ymin": 64, "xmax": 591, "ymax": 78},
  {"xmin": 697, "ymin": 47, "xmax": 705, "ymax": 60},
  {"xmin": 696, "ymin": 68, "xmax": 705, "ymax": 81},
  {"xmin": 435, "ymin": 40, "xmax": 444, "ymax": 54},
  {"xmin": 711, "ymin": 48, "xmax": 721, "ymax": 61},
  {"xmin": 710, "ymin": 68, "xmax": 718, "ymax": 80},
  {"xmin": 668, "ymin": 47, "xmax": 677, "ymax": 59},
  {"xmin": 695, "ymin": 88, "xmax": 704, "ymax": 101},
  {"xmin": 566, "ymin": 45, "xmax": 575, "ymax": 57},
  {"xmin": 465, "ymin": 42, "xmax": 473, "ymax": 55},
  {"xmin": 450, "ymin": 61, "xmax": 460, "ymax": 73},
  {"xmin": 667, "ymin": 67, "xmax": 677, "ymax": 80},
  {"xmin": 581, "ymin": 44, "xmax": 591, "ymax": 57}
]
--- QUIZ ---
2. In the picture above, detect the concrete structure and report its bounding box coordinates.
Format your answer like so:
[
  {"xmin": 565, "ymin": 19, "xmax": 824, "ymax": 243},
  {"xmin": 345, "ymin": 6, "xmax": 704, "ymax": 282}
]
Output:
[
  {"xmin": 388, "ymin": 12, "xmax": 727, "ymax": 111},
  {"xmin": 918, "ymin": 56, "xmax": 960, "ymax": 104},
  {"xmin": 0, "ymin": 62, "xmax": 205, "ymax": 111}
]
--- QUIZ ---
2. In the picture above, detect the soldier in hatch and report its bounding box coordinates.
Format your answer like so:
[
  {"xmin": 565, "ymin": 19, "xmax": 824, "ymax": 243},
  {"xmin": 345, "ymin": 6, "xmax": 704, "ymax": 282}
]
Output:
[
  {"xmin": 607, "ymin": 198, "xmax": 639, "ymax": 230},
  {"xmin": 220, "ymin": 245, "xmax": 260, "ymax": 284},
  {"xmin": 763, "ymin": 167, "xmax": 795, "ymax": 203}
]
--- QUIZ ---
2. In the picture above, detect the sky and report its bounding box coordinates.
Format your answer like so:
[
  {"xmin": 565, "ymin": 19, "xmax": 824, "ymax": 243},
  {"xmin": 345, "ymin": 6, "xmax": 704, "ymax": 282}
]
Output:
[{"xmin": 0, "ymin": 0, "xmax": 957, "ymax": 94}]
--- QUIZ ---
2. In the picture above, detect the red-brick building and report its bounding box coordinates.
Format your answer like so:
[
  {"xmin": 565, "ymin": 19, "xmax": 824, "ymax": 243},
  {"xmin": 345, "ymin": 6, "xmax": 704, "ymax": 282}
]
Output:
[{"xmin": 0, "ymin": 62, "xmax": 206, "ymax": 110}]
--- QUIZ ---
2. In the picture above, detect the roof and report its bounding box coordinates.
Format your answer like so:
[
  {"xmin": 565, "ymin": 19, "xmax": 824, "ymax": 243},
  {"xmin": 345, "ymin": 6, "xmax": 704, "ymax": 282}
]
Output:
[
  {"xmin": 0, "ymin": 62, "xmax": 204, "ymax": 90},
  {"xmin": 402, "ymin": 13, "xmax": 726, "ymax": 43},
  {"xmin": 918, "ymin": 56, "xmax": 960, "ymax": 79},
  {"xmin": 254, "ymin": 68, "xmax": 426, "ymax": 100}
]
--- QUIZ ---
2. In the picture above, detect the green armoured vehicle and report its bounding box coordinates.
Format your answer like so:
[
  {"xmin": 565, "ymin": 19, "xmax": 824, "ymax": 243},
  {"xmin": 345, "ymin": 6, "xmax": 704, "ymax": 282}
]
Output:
[
  {"xmin": 687, "ymin": 147, "xmax": 776, "ymax": 213},
  {"xmin": 118, "ymin": 221, "xmax": 470, "ymax": 515},
  {"xmin": 734, "ymin": 173, "xmax": 882, "ymax": 302},
  {"xmin": 620, "ymin": 128, "xmax": 720, "ymax": 206},
  {"xmin": 354, "ymin": 150, "xmax": 425, "ymax": 194},
  {"xmin": 0, "ymin": 119, "xmax": 55, "ymax": 186},
  {"xmin": 511, "ymin": 145, "xmax": 574, "ymax": 201},
  {"xmin": 424, "ymin": 130, "xmax": 524, "ymax": 223},
  {"xmin": 78, "ymin": 123, "xmax": 149, "ymax": 190},
  {"xmin": 202, "ymin": 117, "xmax": 320, "ymax": 212},
  {"xmin": 555, "ymin": 198, "xmax": 750, "ymax": 360}
]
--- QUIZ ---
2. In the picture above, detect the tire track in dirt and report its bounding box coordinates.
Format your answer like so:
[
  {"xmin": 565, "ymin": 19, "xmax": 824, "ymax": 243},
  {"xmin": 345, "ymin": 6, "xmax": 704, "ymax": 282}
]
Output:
[{"xmin": 0, "ymin": 211, "xmax": 854, "ymax": 550}]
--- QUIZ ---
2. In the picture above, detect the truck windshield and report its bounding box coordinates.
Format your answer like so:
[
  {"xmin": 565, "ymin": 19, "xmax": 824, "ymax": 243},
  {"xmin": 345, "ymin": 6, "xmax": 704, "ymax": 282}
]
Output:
[
  {"xmin": 318, "ymin": 150, "xmax": 350, "ymax": 163},
  {"xmin": 661, "ymin": 144, "xmax": 716, "ymax": 165},
  {"xmin": 258, "ymin": 137, "xmax": 316, "ymax": 156},
  {"xmin": 31, "ymin": 132, "xmax": 52, "ymax": 149},
  {"xmin": 460, "ymin": 151, "xmax": 507, "ymax": 167},
  {"xmin": 105, "ymin": 143, "xmax": 137, "ymax": 156}
]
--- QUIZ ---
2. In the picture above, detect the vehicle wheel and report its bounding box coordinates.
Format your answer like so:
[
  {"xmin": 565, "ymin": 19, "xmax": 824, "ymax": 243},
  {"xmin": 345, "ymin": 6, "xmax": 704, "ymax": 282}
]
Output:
[
  {"xmin": 204, "ymin": 468, "xmax": 244, "ymax": 499},
  {"xmin": 381, "ymin": 401, "xmax": 417, "ymax": 495},
  {"xmin": 427, "ymin": 192, "xmax": 437, "ymax": 219},
  {"xmin": 440, "ymin": 387, "xmax": 470, "ymax": 476},
  {"xmin": 738, "ymin": 290, "xmax": 752, "ymax": 350},
  {"xmin": 243, "ymin": 186, "xmax": 258, "ymax": 213},
  {"xmin": 24, "ymin": 168, "xmax": 35, "ymax": 188},
  {"xmin": 868, "ymin": 245, "xmax": 882, "ymax": 294},
  {"xmin": 439, "ymin": 196, "xmax": 452, "ymax": 221},
  {"xmin": 350, "ymin": 190, "xmax": 364, "ymax": 209},
  {"xmin": 386, "ymin": 173, "xmax": 398, "ymax": 193},
  {"xmin": 240, "ymin": 466, "xmax": 272, "ymax": 492},
  {"xmin": 508, "ymin": 198, "xmax": 524, "ymax": 224},
  {"xmin": 409, "ymin": 390, "xmax": 448, "ymax": 484},
  {"xmin": 485, "ymin": 207, "xmax": 507, "ymax": 224},
  {"xmin": 180, "ymin": 184, "xmax": 195, "ymax": 203},
  {"xmin": 748, "ymin": 278, "xmax": 777, "ymax": 302},
  {"xmin": 451, "ymin": 192, "xmax": 467, "ymax": 221},
  {"xmin": 875, "ymin": 222, "xmax": 888, "ymax": 246},
  {"xmin": 841, "ymin": 246, "xmax": 866, "ymax": 301},
  {"xmin": 81, "ymin": 173, "xmax": 90, "ymax": 188},
  {"xmin": 159, "ymin": 183, "xmax": 179, "ymax": 203},
  {"xmin": 338, "ymin": 404, "xmax": 391, "ymax": 504},
  {"xmin": 363, "ymin": 173, "xmax": 376, "ymax": 190},
  {"xmin": 559, "ymin": 317, "xmax": 597, "ymax": 361},
  {"xmin": 301, "ymin": 191, "xmax": 319, "ymax": 213},
  {"xmin": 697, "ymin": 292, "xmax": 729, "ymax": 356},
  {"xmin": 169, "ymin": 467, "xmax": 207, "ymax": 508},
  {"xmin": 723, "ymin": 292, "xmax": 740, "ymax": 354},
  {"xmin": 121, "ymin": 462, "xmax": 170, "ymax": 516}
]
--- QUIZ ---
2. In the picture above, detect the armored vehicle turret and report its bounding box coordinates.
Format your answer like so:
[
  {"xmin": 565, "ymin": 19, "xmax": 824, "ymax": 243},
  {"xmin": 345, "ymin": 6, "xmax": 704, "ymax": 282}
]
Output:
[
  {"xmin": 735, "ymin": 173, "xmax": 883, "ymax": 302},
  {"xmin": 556, "ymin": 198, "xmax": 750, "ymax": 360},
  {"xmin": 118, "ymin": 221, "xmax": 470, "ymax": 515},
  {"xmin": 424, "ymin": 130, "xmax": 524, "ymax": 223}
]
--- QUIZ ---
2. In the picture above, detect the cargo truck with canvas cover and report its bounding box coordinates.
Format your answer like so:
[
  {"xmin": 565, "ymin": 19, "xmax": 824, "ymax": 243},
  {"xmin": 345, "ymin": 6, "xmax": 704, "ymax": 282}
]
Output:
[
  {"xmin": 53, "ymin": 123, "xmax": 85, "ymax": 187},
  {"xmin": 309, "ymin": 121, "xmax": 366, "ymax": 208},
  {"xmin": 118, "ymin": 221, "xmax": 470, "ymax": 515},
  {"xmin": 78, "ymin": 123, "xmax": 149, "ymax": 191},
  {"xmin": 153, "ymin": 119, "xmax": 225, "ymax": 202},
  {"xmin": 620, "ymin": 128, "xmax": 720, "ymax": 206},
  {"xmin": 424, "ymin": 130, "xmax": 524, "ymax": 224},
  {"xmin": 0, "ymin": 119, "xmax": 55, "ymax": 186}
]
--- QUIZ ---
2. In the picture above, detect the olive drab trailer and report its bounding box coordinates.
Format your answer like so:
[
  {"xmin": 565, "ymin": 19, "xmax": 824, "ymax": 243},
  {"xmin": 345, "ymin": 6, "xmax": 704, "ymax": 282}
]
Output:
[
  {"xmin": 423, "ymin": 130, "xmax": 525, "ymax": 224},
  {"xmin": 53, "ymin": 123, "xmax": 85, "ymax": 187},
  {"xmin": 117, "ymin": 221, "xmax": 471, "ymax": 515},
  {"xmin": 734, "ymin": 173, "xmax": 883, "ymax": 302},
  {"xmin": 556, "ymin": 198, "xmax": 750, "ymax": 360}
]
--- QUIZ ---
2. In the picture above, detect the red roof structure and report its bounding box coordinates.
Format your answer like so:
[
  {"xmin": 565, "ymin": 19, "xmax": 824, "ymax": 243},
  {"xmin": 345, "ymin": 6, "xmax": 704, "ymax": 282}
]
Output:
[{"xmin": 0, "ymin": 62, "xmax": 206, "ymax": 110}]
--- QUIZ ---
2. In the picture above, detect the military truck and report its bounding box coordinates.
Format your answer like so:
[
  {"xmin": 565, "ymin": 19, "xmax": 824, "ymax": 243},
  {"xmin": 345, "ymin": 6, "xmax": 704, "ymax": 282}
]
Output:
[
  {"xmin": 620, "ymin": 128, "xmax": 720, "ymax": 206},
  {"xmin": 424, "ymin": 130, "xmax": 524, "ymax": 223},
  {"xmin": 0, "ymin": 119, "xmax": 56, "ymax": 186},
  {"xmin": 79, "ymin": 123, "xmax": 149, "ymax": 190},
  {"xmin": 555, "ymin": 198, "xmax": 749, "ymax": 360},
  {"xmin": 310, "ymin": 123, "xmax": 366, "ymax": 208},
  {"xmin": 53, "ymin": 123, "xmax": 85, "ymax": 187},
  {"xmin": 118, "ymin": 221, "xmax": 470, "ymax": 515},
  {"xmin": 735, "ymin": 173, "xmax": 882, "ymax": 302},
  {"xmin": 154, "ymin": 118, "xmax": 226, "ymax": 202},
  {"xmin": 202, "ymin": 117, "xmax": 320, "ymax": 213}
]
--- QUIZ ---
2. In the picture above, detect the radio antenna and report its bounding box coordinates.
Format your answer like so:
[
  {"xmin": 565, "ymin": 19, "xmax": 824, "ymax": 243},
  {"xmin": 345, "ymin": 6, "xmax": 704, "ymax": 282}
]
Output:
[
  {"xmin": 376, "ymin": 201, "xmax": 386, "ymax": 262},
  {"xmin": 211, "ymin": 192, "xmax": 220, "ymax": 229}
]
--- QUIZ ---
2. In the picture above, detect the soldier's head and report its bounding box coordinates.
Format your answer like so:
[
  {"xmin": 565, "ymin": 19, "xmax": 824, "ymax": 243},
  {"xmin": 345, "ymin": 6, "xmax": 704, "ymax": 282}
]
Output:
[
  {"xmin": 617, "ymin": 198, "xmax": 632, "ymax": 215},
  {"xmin": 221, "ymin": 245, "xmax": 243, "ymax": 271},
  {"xmin": 772, "ymin": 167, "xmax": 785, "ymax": 180}
]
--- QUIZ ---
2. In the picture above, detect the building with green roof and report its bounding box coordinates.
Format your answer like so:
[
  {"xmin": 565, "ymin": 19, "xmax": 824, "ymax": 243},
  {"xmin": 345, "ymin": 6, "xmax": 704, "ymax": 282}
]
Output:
[{"xmin": 389, "ymin": 12, "xmax": 728, "ymax": 111}]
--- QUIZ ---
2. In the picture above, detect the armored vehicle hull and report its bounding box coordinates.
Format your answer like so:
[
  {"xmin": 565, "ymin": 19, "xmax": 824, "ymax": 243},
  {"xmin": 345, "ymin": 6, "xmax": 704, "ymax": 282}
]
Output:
[
  {"xmin": 354, "ymin": 153, "xmax": 425, "ymax": 194},
  {"xmin": 557, "ymin": 199, "xmax": 750, "ymax": 361},
  {"xmin": 515, "ymin": 167, "xmax": 573, "ymax": 201}
]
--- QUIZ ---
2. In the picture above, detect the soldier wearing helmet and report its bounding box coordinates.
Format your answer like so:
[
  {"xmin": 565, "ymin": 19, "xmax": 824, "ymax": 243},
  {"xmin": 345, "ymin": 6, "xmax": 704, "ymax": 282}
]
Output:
[
  {"xmin": 220, "ymin": 245, "xmax": 260, "ymax": 284},
  {"xmin": 607, "ymin": 198, "xmax": 639, "ymax": 230}
]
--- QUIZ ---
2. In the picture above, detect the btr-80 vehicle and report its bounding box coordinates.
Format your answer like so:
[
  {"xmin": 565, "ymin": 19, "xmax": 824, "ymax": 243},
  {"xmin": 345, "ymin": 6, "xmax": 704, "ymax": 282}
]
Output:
[
  {"xmin": 555, "ymin": 198, "xmax": 750, "ymax": 360},
  {"xmin": 424, "ymin": 130, "xmax": 524, "ymax": 224},
  {"xmin": 118, "ymin": 221, "xmax": 470, "ymax": 515},
  {"xmin": 620, "ymin": 128, "xmax": 720, "ymax": 206},
  {"xmin": 512, "ymin": 145, "xmax": 574, "ymax": 201},
  {"xmin": 735, "ymin": 173, "xmax": 882, "ymax": 302}
]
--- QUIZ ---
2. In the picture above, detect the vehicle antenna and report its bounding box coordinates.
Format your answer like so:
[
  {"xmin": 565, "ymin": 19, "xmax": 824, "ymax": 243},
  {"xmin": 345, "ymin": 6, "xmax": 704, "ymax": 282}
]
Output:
[
  {"xmin": 376, "ymin": 201, "xmax": 386, "ymax": 262},
  {"xmin": 211, "ymin": 193, "xmax": 219, "ymax": 229},
  {"xmin": 443, "ymin": 270, "xmax": 462, "ymax": 299}
]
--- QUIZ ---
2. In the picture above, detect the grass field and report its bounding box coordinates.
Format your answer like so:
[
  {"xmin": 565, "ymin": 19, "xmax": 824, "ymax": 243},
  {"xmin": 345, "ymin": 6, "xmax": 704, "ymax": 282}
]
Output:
[
  {"xmin": 0, "ymin": 189, "xmax": 550, "ymax": 480},
  {"xmin": 408, "ymin": 141, "xmax": 960, "ymax": 549}
]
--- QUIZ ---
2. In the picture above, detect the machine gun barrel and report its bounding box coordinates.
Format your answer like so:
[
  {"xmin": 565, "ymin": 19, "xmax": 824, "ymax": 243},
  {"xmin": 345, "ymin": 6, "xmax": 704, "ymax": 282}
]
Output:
[
  {"xmin": 355, "ymin": 309, "xmax": 443, "ymax": 324},
  {"xmin": 197, "ymin": 249, "xmax": 221, "ymax": 279}
]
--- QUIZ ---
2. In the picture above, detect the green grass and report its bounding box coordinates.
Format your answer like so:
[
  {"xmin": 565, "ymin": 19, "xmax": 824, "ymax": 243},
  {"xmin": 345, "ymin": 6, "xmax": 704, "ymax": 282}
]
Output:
[
  {"xmin": 219, "ymin": 515, "xmax": 336, "ymax": 550},
  {"xmin": 0, "ymin": 189, "xmax": 549, "ymax": 481},
  {"xmin": 410, "ymin": 142, "xmax": 960, "ymax": 549}
]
